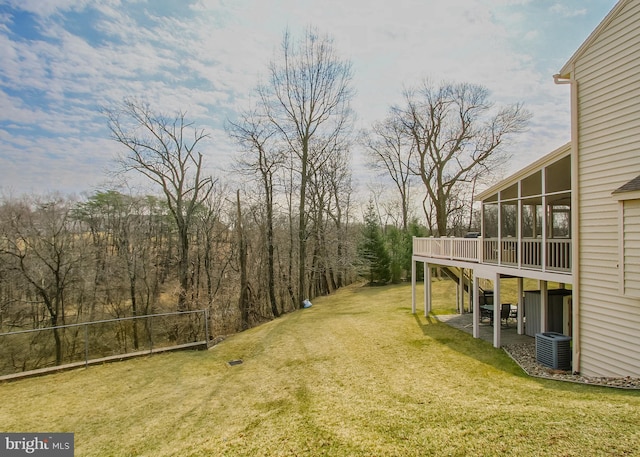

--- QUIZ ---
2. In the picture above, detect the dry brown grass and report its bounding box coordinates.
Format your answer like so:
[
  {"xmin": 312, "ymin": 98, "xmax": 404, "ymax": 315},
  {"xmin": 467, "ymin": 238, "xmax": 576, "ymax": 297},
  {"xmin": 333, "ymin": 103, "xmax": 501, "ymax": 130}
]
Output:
[{"xmin": 1, "ymin": 281, "xmax": 638, "ymax": 456}]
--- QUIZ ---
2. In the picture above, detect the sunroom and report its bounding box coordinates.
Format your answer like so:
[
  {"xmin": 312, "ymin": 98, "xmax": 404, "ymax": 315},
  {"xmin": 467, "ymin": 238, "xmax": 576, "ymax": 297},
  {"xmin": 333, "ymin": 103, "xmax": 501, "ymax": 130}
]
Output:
[
  {"xmin": 479, "ymin": 145, "xmax": 572, "ymax": 273},
  {"xmin": 412, "ymin": 143, "xmax": 574, "ymax": 349}
]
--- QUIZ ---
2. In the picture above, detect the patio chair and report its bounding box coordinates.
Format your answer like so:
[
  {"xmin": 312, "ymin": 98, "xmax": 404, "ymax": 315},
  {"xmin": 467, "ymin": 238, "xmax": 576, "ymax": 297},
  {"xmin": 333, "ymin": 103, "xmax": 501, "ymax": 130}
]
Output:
[
  {"xmin": 480, "ymin": 306, "xmax": 491, "ymax": 322},
  {"xmin": 479, "ymin": 293, "xmax": 493, "ymax": 323},
  {"xmin": 500, "ymin": 303, "xmax": 511, "ymax": 327}
]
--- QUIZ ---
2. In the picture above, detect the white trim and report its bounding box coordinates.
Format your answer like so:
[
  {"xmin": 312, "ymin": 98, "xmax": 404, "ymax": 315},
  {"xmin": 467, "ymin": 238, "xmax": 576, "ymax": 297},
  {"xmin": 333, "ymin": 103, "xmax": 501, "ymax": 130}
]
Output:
[
  {"xmin": 612, "ymin": 189, "xmax": 640, "ymax": 201},
  {"xmin": 412, "ymin": 254, "xmax": 573, "ymax": 284},
  {"xmin": 476, "ymin": 143, "xmax": 571, "ymax": 201},
  {"xmin": 541, "ymin": 167, "xmax": 547, "ymax": 271},
  {"xmin": 619, "ymin": 200, "xmax": 625, "ymax": 295},
  {"xmin": 517, "ymin": 180, "xmax": 523, "ymax": 269},
  {"xmin": 558, "ymin": 0, "xmax": 630, "ymax": 78}
]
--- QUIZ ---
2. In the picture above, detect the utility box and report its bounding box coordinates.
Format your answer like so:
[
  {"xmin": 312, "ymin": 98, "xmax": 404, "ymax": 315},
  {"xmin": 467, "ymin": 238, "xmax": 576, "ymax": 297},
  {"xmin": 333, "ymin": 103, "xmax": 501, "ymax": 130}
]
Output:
[
  {"xmin": 535, "ymin": 332, "xmax": 572, "ymax": 370},
  {"xmin": 524, "ymin": 289, "xmax": 572, "ymax": 337}
]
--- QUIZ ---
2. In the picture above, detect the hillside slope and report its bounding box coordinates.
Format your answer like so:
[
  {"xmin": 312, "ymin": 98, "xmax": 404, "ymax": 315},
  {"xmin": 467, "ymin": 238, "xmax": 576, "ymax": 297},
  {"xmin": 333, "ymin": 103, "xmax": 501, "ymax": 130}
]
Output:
[{"xmin": 1, "ymin": 283, "xmax": 639, "ymax": 456}]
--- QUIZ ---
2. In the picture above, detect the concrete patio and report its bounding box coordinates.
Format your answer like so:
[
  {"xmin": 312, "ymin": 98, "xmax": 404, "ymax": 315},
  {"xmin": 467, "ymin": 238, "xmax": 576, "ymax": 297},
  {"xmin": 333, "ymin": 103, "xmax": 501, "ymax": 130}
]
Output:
[{"xmin": 436, "ymin": 312, "xmax": 533, "ymax": 346}]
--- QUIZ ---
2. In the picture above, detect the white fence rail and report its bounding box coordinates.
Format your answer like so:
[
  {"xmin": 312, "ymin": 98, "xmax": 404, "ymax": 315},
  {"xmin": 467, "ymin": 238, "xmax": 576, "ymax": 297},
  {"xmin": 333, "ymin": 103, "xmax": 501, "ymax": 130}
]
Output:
[{"xmin": 413, "ymin": 237, "xmax": 571, "ymax": 272}]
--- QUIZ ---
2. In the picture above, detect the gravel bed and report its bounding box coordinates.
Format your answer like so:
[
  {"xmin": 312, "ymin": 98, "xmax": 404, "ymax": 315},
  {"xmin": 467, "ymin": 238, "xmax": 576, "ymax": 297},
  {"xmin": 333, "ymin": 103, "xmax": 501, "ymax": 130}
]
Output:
[{"xmin": 504, "ymin": 341, "xmax": 640, "ymax": 389}]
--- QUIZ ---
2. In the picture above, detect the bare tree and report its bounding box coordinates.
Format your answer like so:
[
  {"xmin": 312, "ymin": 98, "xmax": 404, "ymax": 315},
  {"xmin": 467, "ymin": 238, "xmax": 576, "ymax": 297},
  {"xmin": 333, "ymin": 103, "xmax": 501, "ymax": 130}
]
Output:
[
  {"xmin": 193, "ymin": 184, "xmax": 232, "ymax": 310},
  {"xmin": 105, "ymin": 99, "xmax": 215, "ymax": 311},
  {"xmin": 228, "ymin": 110, "xmax": 282, "ymax": 318},
  {"xmin": 259, "ymin": 27, "xmax": 354, "ymax": 306},
  {"xmin": 398, "ymin": 81, "xmax": 531, "ymax": 235},
  {"xmin": 323, "ymin": 148, "xmax": 354, "ymax": 289},
  {"xmin": 304, "ymin": 142, "xmax": 356, "ymax": 294},
  {"xmin": 362, "ymin": 112, "xmax": 416, "ymax": 231},
  {"xmin": 0, "ymin": 196, "xmax": 85, "ymax": 365}
]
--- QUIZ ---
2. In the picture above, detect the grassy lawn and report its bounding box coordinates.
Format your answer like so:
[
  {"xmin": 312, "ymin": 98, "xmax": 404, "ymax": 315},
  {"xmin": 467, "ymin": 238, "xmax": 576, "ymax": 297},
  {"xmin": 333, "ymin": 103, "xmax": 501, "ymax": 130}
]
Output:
[{"xmin": 1, "ymin": 281, "xmax": 638, "ymax": 456}]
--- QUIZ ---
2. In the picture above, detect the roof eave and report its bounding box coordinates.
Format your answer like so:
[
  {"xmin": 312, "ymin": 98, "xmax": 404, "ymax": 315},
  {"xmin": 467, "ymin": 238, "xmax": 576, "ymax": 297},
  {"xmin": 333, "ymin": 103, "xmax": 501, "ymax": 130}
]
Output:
[
  {"xmin": 558, "ymin": 0, "xmax": 630, "ymax": 77},
  {"xmin": 475, "ymin": 142, "xmax": 571, "ymax": 202}
]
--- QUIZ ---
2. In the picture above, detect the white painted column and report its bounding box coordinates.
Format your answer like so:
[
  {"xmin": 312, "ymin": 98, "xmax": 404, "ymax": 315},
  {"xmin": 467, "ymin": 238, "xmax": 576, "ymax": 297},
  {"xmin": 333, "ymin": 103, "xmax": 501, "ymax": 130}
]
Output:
[
  {"xmin": 424, "ymin": 262, "xmax": 431, "ymax": 316},
  {"xmin": 517, "ymin": 181, "xmax": 522, "ymax": 269},
  {"xmin": 411, "ymin": 259, "xmax": 416, "ymax": 314},
  {"xmin": 458, "ymin": 268, "xmax": 465, "ymax": 313},
  {"xmin": 473, "ymin": 271, "xmax": 480, "ymax": 339},
  {"xmin": 541, "ymin": 167, "xmax": 547, "ymax": 272},
  {"xmin": 493, "ymin": 273, "xmax": 501, "ymax": 348},
  {"xmin": 517, "ymin": 277, "xmax": 524, "ymax": 335},
  {"xmin": 540, "ymin": 280, "xmax": 548, "ymax": 333},
  {"xmin": 469, "ymin": 272, "xmax": 473, "ymax": 313},
  {"xmin": 498, "ymin": 196, "xmax": 502, "ymax": 266}
]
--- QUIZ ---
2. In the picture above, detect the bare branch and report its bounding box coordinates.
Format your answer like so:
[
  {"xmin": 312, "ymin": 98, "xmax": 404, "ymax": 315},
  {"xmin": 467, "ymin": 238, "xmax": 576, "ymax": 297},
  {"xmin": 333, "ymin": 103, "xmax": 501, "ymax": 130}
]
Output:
[
  {"xmin": 104, "ymin": 99, "xmax": 215, "ymax": 310},
  {"xmin": 393, "ymin": 80, "xmax": 531, "ymax": 235}
]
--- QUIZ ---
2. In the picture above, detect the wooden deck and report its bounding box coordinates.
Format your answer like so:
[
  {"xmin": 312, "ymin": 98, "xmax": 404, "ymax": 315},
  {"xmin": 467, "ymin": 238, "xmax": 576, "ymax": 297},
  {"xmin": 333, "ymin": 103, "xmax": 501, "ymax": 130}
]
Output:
[{"xmin": 413, "ymin": 237, "xmax": 571, "ymax": 273}]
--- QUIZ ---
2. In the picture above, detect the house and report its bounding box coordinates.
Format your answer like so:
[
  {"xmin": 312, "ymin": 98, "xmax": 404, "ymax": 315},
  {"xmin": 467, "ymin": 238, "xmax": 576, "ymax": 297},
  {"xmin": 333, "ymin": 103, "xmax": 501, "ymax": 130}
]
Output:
[{"xmin": 412, "ymin": 0, "xmax": 640, "ymax": 378}]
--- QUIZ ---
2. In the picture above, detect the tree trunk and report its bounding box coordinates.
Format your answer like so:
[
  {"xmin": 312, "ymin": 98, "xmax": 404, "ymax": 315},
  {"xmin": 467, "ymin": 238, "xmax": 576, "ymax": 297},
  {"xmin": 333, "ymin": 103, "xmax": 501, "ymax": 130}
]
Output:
[
  {"xmin": 298, "ymin": 147, "xmax": 308, "ymax": 308},
  {"xmin": 237, "ymin": 190, "xmax": 250, "ymax": 330},
  {"xmin": 129, "ymin": 268, "xmax": 139, "ymax": 350},
  {"xmin": 178, "ymin": 225, "xmax": 189, "ymax": 311},
  {"xmin": 265, "ymin": 177, "xmax": 280, "ymax": 318}
]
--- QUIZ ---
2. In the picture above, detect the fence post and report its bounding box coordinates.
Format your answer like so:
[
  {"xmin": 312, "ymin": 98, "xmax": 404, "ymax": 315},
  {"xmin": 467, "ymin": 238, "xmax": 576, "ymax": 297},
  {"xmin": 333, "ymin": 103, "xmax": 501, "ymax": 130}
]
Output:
[
  {"xmin": 148, "ymin": 316, "xmax": 154, "ymax": 354},
  {"xmin": 84, "ymin": 324, "xmax": 89, "ymax": 368},
  {"xmin": 204, "ymin": 309, "xmax": 210, "ymax": 347}
]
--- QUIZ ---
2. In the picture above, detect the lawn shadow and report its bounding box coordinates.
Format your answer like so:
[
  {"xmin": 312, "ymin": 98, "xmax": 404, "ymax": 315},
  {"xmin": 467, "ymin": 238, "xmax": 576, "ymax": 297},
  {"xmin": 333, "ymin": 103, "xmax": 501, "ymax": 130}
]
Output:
[
  {"xmin": 412, "ymin": 312, "xmax": 640, "ymax": 394},
  {"xmin": 412, "ymin": 312, "xmax": 523, "ymax": 377}
]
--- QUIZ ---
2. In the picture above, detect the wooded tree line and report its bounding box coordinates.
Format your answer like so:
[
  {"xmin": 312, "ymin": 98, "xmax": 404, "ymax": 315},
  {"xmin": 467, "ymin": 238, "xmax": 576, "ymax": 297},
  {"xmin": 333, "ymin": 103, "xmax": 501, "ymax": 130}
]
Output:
[{"xmin": 0, "ymin": 27, "xmax": 530, "ymax": 371}]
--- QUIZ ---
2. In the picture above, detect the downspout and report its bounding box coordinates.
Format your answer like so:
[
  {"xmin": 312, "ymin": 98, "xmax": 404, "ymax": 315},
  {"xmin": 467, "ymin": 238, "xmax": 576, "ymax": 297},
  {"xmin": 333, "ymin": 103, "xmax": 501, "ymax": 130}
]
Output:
[{"xmin": 553, "ymin": 67, "xmax": 580, "ymax": 374}]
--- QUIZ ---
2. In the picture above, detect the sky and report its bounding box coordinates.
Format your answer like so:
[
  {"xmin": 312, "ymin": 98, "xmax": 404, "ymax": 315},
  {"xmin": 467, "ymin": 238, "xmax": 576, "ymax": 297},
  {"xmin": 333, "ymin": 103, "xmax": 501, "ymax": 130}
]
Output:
[{"xmin": 0, "ymin": 0, "xmax": 619, "ymax": 198}]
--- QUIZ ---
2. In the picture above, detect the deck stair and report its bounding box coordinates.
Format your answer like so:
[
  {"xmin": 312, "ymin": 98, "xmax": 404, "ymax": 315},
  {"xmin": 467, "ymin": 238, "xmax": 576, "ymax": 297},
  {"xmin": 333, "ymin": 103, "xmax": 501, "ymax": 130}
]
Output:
[
  {"xmin": 440, "ymin": 266, "xmax": 485, "ymax": 295},
  {"xmin": 439, "ymin": 266, "xmax": 490, "ymax": 313}
]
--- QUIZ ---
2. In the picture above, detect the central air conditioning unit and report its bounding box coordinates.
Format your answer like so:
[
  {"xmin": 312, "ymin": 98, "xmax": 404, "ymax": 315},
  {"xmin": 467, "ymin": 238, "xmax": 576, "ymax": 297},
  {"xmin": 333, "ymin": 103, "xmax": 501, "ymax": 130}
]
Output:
[{"xmin": 535, "ymin": 332, "xmax": 572, "ymax": 371}]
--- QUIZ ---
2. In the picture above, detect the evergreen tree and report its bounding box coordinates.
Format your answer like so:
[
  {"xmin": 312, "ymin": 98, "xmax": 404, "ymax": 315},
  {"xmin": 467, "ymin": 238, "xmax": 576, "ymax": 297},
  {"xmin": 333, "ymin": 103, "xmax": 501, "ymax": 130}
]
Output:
[
  {"xmin": 358, "ymin": 202, "xmax": 391, "ymax": 285},
  {"xmin": 404, "ymin": 220, "xmax": 429, "ymax": 279},
  {"xmin": 386, "ymin": 226, "xmax": 404, "ymax": 284}
]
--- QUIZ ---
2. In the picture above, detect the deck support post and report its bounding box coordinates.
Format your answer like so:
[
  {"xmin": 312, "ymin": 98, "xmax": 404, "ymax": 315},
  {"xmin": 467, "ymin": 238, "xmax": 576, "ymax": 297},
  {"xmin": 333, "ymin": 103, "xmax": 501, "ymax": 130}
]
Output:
[
  {"xmin": 493, "ymin": 273, "xmax": 501, "ymax": 348},
  {"xmin": 458, "ymin": 268, "xmax": 465, "ymax": 313},
  {"xmin": 540, "ymin": 280, "xmax": 548, "ymax": 333},
  {"xmin": 411, "ymin": 259, "xmax": 416, "ymax": 314},
  {"xmin": 424, "ymin": 262, "xmax": 431, "ymax": 316},
  {"xmin": 472, "ymin": 271, "xmax": 480, "ymax": 338},
  {"xmin": 517, "ymin": 277, "xmax": 524, "ymax": 334},
  {"xmin": 469, "ymin": 271, "xmax": 473, "ymax": 313}
]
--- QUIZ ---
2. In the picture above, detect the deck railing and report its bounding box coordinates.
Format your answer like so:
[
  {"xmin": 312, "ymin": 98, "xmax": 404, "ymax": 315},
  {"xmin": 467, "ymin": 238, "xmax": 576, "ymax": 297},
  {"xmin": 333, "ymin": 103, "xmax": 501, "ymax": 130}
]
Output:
[
  {"xmin": 546, "ymin": 239, "xmax": 571, "ymax": 271},
  {"xmin": 413, "ymin": 237, "xmax": 571, "ymax": 272},
  {"xmin": 413, "ymin": 237, "xmax": 479, "ymax": 262}
]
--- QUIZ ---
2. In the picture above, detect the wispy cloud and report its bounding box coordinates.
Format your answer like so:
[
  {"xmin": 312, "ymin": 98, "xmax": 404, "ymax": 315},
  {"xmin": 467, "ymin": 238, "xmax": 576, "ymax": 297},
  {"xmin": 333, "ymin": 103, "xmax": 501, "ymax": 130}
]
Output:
[
  {"xmin": 0, "ymin": 0, "xmax": 617, "ymax": 196},
  {"xmin": 550, "ymin": 4, "xmax": 588, "ymax": 18}
]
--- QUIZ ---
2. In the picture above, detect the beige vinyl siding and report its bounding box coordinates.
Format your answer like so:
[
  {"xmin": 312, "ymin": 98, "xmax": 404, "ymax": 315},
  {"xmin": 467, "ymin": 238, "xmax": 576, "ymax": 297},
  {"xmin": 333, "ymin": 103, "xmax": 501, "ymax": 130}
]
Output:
[
  {"xmin": 580, "ymin": 145, "xmax": 640, "ymax": 168},
  {"xmin": 573, "ymin": 3, "xmax": 640, "ymax": 88},
  {"xmin": 624, "ymin": 200, "xmax": 640, "ymax": 297},
  {"xmin": 574, "ymin": 0, "xmax": 640, "ymax": 377}
]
